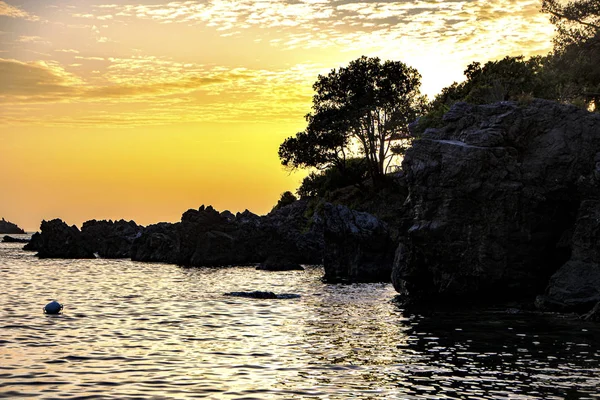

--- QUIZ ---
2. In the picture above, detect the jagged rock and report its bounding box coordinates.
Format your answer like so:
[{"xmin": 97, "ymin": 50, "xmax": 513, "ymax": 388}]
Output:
[
  {"xmin": 131, "ymin": 222, "xmax": 180, "ymax": 264},
  {"xmin": 322, "ymin": 203, "xmax": 394, "ymax": 283},
  {"xmin": 23, "ymin": 232, "xmax": 41, "ymax": 251},
  {"xmin": 257, "ymin": 255, "xmax": 304, "ymax": 271},
  {"xmin": 131, "ymin": 201, "xmax": 323, "ymax": 268},
  {"xmin": 2, "ymin": 235, "xmax": 29, "ymax": 243},
  {"xmin": 393, "ymin": 100, "xmax": 600, "ymax": 304},
  {"xmin": 35, "ymin": 219, "xmax": 94, "ymax": 259},
  {"xmin": 80, "ymin": 219, "xmax": 143, "ymax": 258},
  {"xmin": 0, "ymin": 218, "xmax": 25, "ymax": 234}
]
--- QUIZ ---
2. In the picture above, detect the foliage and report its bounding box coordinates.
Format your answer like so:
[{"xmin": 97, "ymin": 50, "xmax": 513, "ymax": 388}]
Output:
[
  {"xmin": 541, "ymin": 0, "xmax": 600, "ymax": 49},
  {"xmin": 414, "ymin": 56, "xmax": 551, "ymax": 133},
  {"xmin": 272, "ymin": 191, "xmax": 298, "ymax": 211},
  {"xmin": 279, "ymin": 56, "xmax": 428, "ymax": 183},
  {"xmin": 541, "ymin": 1, "xmax": 600, "ymax": 110},
  {"xmin": 297, "ymin": 158, "xmax": 368, "ymax": 198}
]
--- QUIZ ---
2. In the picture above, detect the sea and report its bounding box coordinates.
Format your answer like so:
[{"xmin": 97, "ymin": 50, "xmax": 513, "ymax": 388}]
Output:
[{"xmin": 1, "ymin": 235, "xmax": 599, "ymax": 399}]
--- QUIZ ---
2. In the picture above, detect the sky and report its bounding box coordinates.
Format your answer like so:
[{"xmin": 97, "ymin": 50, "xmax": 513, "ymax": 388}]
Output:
[{"xmin": 0, "ymin": 0, "xmax": 555, "ymax": 231}]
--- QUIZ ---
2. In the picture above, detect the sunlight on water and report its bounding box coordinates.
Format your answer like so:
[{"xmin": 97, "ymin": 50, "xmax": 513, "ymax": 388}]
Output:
[{"xmin": 1, "ymin": 239, "xmax": 599, "ymax": 399}]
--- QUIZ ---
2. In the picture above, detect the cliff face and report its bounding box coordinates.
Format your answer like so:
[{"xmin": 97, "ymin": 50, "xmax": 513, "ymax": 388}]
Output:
[
  {"xmin": 393, "ymin": 100, "xmax": 600, "ymax": 312},
  {"xmin": 0, "ymin": 218, "xmax": 25, "ymax": 234}
]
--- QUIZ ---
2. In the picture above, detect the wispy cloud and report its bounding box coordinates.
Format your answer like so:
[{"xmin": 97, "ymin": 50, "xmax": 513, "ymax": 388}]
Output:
[
  {"xmin": 0, "ymin": 56, "xmax": 316, "ymax": 126},
  {"xmin": 0, "ymin": 0, "xmax": 39, "ymax": 20}
]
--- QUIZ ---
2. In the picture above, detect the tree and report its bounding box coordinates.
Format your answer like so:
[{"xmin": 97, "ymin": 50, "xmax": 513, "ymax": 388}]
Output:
[
  {"xmin": 279, "ymin": 56, "xmax": 427, "ymax": 183},
  {"xmin": 541, "ymin": 0, "xmax": 600, "ymax": 49},
  {"xmin": 272, "ymin": 191, "xmax": 298, "ymax": 211},
  {"xmin": 542, "ymin": 1, "xmax": 600, "ymax": 110}
]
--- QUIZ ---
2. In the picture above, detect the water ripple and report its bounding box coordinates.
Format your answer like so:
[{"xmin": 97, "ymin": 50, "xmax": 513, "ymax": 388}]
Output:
[{"xmin": 1, "ymin": 241, "xmax": 599, "ymax": 399}]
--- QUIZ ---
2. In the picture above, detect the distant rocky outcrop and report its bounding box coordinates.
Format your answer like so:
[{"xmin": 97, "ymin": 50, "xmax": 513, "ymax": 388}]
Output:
[
  {"xmin": 35, "ymin": 219, "xmax": 94, "ymax": 259},
  {"xmin": 392, "ymin": 99, "xmax": 600, "ymax": 315},
  {"xmin": 0, "ymin": 218, "xmax": 25, "ymax": 234},
  {"xmin": 131, "ymin": 200, "xmax": 323, "ymax": 267},
  {"xmin": 31, "ymin": 219, "xmax": 143, "ymax": 259},
  {"xmin": 80, "ymin": 219, "xmax": 143, "ymax": 258},
  {"xmin": 322, "ymin": 203, "xmax": 394, "ymax": 283}
]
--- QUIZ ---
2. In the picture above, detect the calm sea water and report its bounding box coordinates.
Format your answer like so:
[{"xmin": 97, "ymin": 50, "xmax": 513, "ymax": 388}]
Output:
[{"xmin": 1, "ymin": 238, "xmax": 599, "ymax": 399}]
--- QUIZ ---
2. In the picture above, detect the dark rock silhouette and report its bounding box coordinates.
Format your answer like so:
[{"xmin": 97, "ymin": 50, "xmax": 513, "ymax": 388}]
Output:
[
  {"xmin": 30, "ymin": 219, "xmax": 143, "ymax": 259},
  {"xmin": 23, "ymin": 232, "xmax": 42, "ymax": 252},
  {"xmin": 392, "ymin": 100, "xmax": 600, "ymax": 314},
  {"xmin": 0, "ymin": 218, "xmax": 25, "ymax": 234},
  {"xmin": 537, "ymin": 198, "xmax": 600, "ymax": 312},
  {"xmin": 2, "ymin": 235, "xmax": 29, "ymax": 243},
  {"xmin": 224, "ymin": 291, "xmax": 301, "ymax": 299},
  {"xmin": 322, "ymin": 203, "xmax": 394, "ymax": 283},
  {"xmin": 35, "ymin": 219, "xmax": 94, "ymax": 259},
  {"xmin": 81, "ymin": 219, "xmax": 143, "ymax": 258},
  {"xmin": 257, "ymin": 255, "xmax": 304, "ymax": 271},
  {"xmin": 132, "ymin": 201, "xmax": 323, "ymax": 267}
]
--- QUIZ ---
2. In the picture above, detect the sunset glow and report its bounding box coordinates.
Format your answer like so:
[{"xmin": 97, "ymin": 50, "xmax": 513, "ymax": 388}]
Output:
[{"xmin": 0, "ymin": 0, "xmax": 555, "ymax": 230}]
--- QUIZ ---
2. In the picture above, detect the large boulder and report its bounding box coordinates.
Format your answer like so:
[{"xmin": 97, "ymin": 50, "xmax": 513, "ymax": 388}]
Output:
[
  {"xmin": 0, "ymin": 218, "xmax": 25, "ymax": 234},
  {"xmin": 322, "ymin": 203, "xmax": 394, "ymax": 283},
  {"xmin": 80, "ymin": 219, "xmax": 143, "ymax": 258},
  {"xmin": 393, "ymin": 100, "xmax": 600, "ymax": 304},
  {"xmin": 35, "ymin": 219, "xmax": 94, "ymax": 259}
]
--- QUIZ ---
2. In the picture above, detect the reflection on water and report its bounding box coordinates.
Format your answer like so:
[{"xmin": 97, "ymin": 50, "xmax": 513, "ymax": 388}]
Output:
[{"xmin": 1, "ymin": 240, "xmax": 599, "ymax": 399}]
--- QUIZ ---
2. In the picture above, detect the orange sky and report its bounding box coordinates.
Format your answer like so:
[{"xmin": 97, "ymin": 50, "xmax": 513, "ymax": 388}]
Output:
[{"xmin": 0, "ymin": 0, "xmax": 555, "ymax": 231}]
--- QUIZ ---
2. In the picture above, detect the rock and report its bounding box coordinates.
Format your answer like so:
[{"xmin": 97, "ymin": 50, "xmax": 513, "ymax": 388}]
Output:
[
  {"xmin": 23, "ymin": 232, "xmax": 42, "ymax": 251},
  {"xmin": 393, "ymin": 100, "xmax": 600, "ymax": 304},
  {"xmin": 131, "ymin": 201, "xmax": 323, "ymax": 268},
  {"xmin": 257, "ymin": 256, "xmax": 304, "ymax": 271},
  {"xmin": 131, "ymin": 222, "xmax": 180, "ymax": 264},
  {"xmin": 538, "ymin": 200, "xmax": 600, "ymax": 313},
  {"xmin": 223, "ymin": 291, "xmax": 301, "ymax": 299},
  {"xmin": 2, "ymin": 235, "xmax": 29, "ymax": 243},
  {"xmin": 0, "ymin": 218, "xmax": 25, "ymax": 234},
  {"xmin": 322, "ymin": 203, "xmax": 394, "ymax": 283},
  {"xmin": 35, "ymin": 219, "xmax": 94, "ymax": 259},
  {"xmin": 80, "ymin": 219, "xmax": 143, "ymax": 258}
]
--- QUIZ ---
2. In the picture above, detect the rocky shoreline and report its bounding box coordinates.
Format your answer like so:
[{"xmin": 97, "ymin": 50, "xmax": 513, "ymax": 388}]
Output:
[{"xmin": 21, "ymin": 99, "xmax": 600, "ymax": 320}]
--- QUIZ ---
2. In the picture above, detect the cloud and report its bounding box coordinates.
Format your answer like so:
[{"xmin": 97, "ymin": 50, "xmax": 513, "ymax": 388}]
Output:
[
  {"xmin": 0, "ymin": 56, "xmax": 317, "ymax": 126},
  {"xmin": 0, "ymin": 1, "xmax": 39, "ymax": 20},
  {"xmin": 17, "ymin": 35, "xmax": 49, "ymax": 44},
  {"xmin": 0, "ymin": 59, "xmax": 81, "ymax": 99},
  {"xmin": 55, "ymin": 49, "xmax": 80, "ymax": 54}
]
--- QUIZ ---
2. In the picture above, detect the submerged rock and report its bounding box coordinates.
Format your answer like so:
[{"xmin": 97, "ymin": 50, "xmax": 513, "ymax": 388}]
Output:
[
  {"xmin": 322, "ymin": 203, "xmax": 394, "ymax": 283},
  {"xmin": 2, "ymin": 235, "xmax": 29, "ymax": 243},
  {"xmin": 393, "ymin": 100, "xmax": 600, "ymax": 305},
  {"xmin": 223, "ymin": 291, "xmax": 300, "ymax": 299}
]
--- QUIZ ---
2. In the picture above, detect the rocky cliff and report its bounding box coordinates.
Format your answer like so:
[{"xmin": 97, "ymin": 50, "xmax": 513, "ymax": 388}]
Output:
[{"xmin": 392, "ymin": 100, "xmax": 600, "ymax": 314}]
